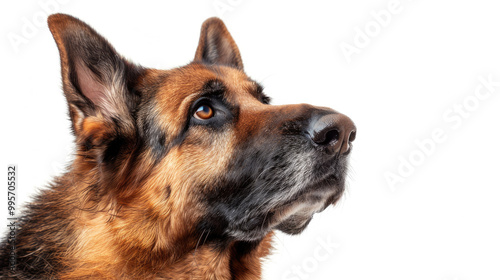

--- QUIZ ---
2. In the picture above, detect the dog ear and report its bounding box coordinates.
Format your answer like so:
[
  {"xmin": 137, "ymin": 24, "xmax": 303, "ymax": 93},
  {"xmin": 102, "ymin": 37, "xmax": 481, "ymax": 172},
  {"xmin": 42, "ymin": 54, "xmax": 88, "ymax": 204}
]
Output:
[
  {"xmin": 194, "ymin": 17, "xmax": 243, "ymax": 70},
  {"xmin": 48, "ymin": 13, "xmax": 142, "ymax": 138}
]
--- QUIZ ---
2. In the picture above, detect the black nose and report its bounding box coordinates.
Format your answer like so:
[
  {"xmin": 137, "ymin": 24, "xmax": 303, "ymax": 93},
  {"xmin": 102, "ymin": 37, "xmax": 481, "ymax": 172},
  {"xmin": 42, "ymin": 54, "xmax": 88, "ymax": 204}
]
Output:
[{"xmin": 308, "ymin": 113, "xmax": 356, "ymax": 154}]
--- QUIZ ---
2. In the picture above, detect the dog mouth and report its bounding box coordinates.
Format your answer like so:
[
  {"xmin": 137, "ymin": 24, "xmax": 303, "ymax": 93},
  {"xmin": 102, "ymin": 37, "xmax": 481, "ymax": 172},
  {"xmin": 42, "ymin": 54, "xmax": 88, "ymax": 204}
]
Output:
[
  {"xmin": 275, "ymin": 172, "xmax": 344, "ymax": 209},
  {"xmin": 271, "ymin": 173, "xmax": 345, "ymax": 234},
  {"xmin": 228, "ymin": 171, "xmax": 346, "ymax": 241}
]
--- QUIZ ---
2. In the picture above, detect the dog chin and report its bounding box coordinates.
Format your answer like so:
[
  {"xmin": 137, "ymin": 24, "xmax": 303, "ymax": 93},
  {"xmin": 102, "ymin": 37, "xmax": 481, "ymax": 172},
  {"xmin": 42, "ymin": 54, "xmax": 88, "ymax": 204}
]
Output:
[
  {"xmin": 273, "ymin": 187, "xmax": 342, "ymax": 234},
  {"xmin": 275, "ymin": 214, "xmax": 314, "ymax": 235},
  {"xmin": 228, "ymin": 174, "xmax": 345, "ymax": 242},
  {"xmin": 238, "ymin": 187, "xmax": 343, "ymax": 241}
]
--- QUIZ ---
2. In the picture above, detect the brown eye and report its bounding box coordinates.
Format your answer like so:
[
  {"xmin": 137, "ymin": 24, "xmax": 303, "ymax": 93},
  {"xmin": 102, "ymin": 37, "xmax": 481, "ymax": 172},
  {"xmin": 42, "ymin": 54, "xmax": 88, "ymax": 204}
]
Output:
[{"xmin": 194, "ymin": 105, "xmax": 214, "ymax": 120}]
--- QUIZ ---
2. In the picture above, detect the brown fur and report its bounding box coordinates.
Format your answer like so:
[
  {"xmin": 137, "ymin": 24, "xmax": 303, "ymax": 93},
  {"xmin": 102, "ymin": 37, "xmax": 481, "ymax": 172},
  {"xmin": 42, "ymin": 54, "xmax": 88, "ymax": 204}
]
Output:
[{"xmin": 1, "ymin": 14, "xmax": 354, "ymax": 279}]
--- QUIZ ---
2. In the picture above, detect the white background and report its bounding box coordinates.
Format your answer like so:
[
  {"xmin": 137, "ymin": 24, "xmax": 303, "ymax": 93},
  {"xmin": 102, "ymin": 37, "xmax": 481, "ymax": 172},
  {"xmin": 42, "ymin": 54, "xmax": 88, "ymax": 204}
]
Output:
[{"xmin": 1, "ymin": 1, "xmax": 500, "ymax": 279}]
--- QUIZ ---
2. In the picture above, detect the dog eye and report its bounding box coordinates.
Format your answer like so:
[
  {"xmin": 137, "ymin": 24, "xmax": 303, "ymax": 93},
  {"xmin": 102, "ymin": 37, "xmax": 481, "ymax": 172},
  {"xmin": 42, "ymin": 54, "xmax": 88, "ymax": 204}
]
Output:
[{"xmin": 194, "ymin": 105, "xmax": 214, "ymax": 120}]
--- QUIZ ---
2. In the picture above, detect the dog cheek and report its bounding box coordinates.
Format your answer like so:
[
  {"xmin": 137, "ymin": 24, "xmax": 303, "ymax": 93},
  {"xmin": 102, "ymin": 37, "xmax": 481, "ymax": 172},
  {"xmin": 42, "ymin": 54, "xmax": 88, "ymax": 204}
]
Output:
[
  {"xmin": 142, "ymin": 129, "xmax": 237, "ymax": 218},
  {"xmin": 174, "ymin": 129, "xmax": 237, "ymax": 185}
]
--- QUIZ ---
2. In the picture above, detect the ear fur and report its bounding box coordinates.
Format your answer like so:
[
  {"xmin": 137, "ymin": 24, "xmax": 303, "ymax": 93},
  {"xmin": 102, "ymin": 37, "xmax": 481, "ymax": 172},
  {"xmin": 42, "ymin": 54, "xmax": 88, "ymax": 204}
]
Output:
[
  {"xmin": 48, "ymin": 13, "xmax": 143, "ymax": 137},
  {"xmin": 194, "ymin": 17, "xmax": 244, "ymax": 70}
]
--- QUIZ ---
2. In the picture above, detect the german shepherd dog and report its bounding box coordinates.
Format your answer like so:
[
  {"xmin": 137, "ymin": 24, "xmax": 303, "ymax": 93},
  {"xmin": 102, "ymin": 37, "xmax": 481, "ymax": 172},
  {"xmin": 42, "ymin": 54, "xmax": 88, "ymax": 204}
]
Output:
[{"xmin": 0, "ymin": 14, "xmax": 356, "ymax": 279}]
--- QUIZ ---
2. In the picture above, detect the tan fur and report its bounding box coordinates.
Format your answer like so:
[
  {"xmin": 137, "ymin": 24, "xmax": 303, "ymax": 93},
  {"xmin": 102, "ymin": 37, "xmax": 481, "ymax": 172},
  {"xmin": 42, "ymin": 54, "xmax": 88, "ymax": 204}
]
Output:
[{"xmin": 2, "ymin": 14, "xmax": 345, "ymax": 279}]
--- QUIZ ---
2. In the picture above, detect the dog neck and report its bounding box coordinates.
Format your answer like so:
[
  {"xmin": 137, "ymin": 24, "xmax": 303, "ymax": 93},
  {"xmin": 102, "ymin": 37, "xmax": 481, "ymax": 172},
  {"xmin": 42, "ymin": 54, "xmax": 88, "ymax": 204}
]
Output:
[
  {"xmin": 66, "ymin": 211, "xmax": 273, "ymax": 279},
  {"xmin": 55, "ymin": 164, "xmax": 274, "ymax": 279}
]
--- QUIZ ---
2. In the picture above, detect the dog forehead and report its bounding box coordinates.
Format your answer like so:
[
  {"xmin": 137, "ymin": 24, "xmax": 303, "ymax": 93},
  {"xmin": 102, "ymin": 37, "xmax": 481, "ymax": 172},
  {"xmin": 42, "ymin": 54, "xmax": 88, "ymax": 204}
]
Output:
[
  {"xmin": 151, "ymin": 64, "xmax": 259, "ymax": 111},
  {"xmin": 156, "ymin": 64, "xmax": 217, "ymax": 103},
  {"xmin": 197, "ymin": 65, "xmax": 264, "ymax": 108}
]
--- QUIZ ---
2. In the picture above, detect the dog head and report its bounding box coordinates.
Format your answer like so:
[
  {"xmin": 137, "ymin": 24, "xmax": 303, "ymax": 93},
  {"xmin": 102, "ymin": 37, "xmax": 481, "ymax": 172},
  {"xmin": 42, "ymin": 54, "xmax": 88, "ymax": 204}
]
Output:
[{"xmin": 48, "ymin": 14, "xmax": 355, "ymax": 247}]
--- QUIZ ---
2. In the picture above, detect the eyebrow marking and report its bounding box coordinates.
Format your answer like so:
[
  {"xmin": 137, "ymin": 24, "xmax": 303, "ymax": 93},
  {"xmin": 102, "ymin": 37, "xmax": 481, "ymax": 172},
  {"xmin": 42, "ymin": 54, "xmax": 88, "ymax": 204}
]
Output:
[
  {"xmin": 202, "ymin": 79, "xmax": 226, "ymax": 94},
  {"xmin": 246, "ymin": 79, "xmax": 271, "ymax": 104}
]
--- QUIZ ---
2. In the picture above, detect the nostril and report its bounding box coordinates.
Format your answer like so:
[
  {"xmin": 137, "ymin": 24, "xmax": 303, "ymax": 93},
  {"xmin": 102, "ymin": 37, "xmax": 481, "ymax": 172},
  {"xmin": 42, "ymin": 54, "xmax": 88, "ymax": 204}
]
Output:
[
  {"xmin": 322, "ymin": 129, "xmax": 339, "ymax": 145},
  {"xmin": 308, "ymin": 112, "xmax": 356, "ymax": 154},
  {"xmin": 348, "ymin": 130, "xmax": 356, "ymax": 142}
]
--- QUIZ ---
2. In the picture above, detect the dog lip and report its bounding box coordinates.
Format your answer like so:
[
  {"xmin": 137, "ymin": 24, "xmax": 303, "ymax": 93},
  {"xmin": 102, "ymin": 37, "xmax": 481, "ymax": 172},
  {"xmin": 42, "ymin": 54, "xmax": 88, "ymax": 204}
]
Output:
[
  {"xmin": 274, "ymin": 173, "xmax": 344, "ymax": 212},
  {"xmin": 268, "ymin": 181, "xmax": 343, "ymax": 236},
  {"xmin": 227, "ymin": 174, "xmax": 345, "ymax": 241}
]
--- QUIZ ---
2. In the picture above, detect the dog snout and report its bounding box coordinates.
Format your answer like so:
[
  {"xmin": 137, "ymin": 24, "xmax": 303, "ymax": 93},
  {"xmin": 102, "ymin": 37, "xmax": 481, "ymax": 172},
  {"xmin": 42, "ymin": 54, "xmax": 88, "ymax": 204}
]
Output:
[{"xmin": 308, "ymin": 112, "xmax": 356, "ymax": 154}]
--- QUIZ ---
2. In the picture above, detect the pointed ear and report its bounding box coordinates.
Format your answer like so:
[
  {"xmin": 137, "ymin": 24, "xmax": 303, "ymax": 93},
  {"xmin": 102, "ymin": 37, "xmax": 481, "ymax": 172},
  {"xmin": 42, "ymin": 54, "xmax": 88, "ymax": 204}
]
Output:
[
  {"xmin": 194, "ymin": 17, "xmax": 243, "ymax": 70},
  {"xmin": 48, "ymin": 13, "xmax": 142, "ymax": 137}
]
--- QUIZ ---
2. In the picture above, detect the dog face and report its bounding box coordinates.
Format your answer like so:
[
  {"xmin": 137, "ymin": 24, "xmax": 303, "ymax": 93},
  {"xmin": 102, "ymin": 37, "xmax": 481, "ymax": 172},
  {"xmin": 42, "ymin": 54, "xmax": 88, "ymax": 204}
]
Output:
[{"xmin": 48, "ymin": 15, "xmax": 355, "ymax": 247}]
